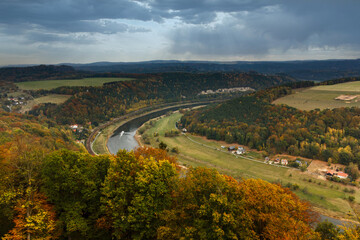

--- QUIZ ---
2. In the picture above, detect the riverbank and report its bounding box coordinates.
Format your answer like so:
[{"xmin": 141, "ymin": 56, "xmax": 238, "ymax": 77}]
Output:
[{"xmin": 88, "ymin": 100, "xmax": 220, "ymax": 155}]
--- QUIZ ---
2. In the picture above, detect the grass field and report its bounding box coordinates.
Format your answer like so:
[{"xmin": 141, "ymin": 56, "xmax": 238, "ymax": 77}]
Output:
[
  {"xmin": 16, "ymin": 77, "xmax": 135, "ymax": 90},
  {"xmin": 20, "ymin": 94, "xmax": 71, "ymax": 113},
  {"xmin": 142, "ymin": 112, "xmax": 360, "ymax": 221},
  {"xmin": 274, "ymin": 81, "xmax": 360, "ymax": 110}
]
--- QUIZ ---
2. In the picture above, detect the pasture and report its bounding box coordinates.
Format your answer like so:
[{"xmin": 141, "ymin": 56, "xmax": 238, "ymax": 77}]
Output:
[
  {"xmin": 20, "ymin": 94, "xmax": 71, "ymax": 113},
  {"xmin": 273, "ymin": 81, "xmax": 360, "ymax": 110},
  {"xmin": 16, "ymin": 77, "xmax": 135, "ymax": 90},
  {"xmin": 142, "ymin": 111, "xmax": 360, "ymax": 221}
]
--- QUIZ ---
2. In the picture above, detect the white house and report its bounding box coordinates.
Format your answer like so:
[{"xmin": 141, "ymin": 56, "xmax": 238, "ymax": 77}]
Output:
[{"xmin": 236, "ymin": 147, "xmax": 246, "ymax": 155}]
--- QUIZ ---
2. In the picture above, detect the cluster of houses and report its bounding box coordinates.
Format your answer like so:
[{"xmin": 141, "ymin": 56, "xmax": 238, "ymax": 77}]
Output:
[
  {"xmin": 8, "ymin": 96, "xmax": 24, "ymax": 103},
  {"xmin": 69, "ymin": 124, "xmax": 84, "ymax": 133},
  {"xmin": 7, "ymin": 97, "xmax": 26, "ymax": 106},
  {"xmin": 265, "ymin": 157, "xmax": 289, "ymax": 166},
  {"xmin": 198, "ymin": 87, "xmax": 255, "ymax": 96},
  {"xmin": 5, "ymin": 97, "xmax": 27, "ymax": 111},
  {"xmin": 326, "ymin": 170, "xmax": 348, "ymax": 179},
  {"xmin": 226, "ymin": 146, "xmax": 246, "ymax": 155}
]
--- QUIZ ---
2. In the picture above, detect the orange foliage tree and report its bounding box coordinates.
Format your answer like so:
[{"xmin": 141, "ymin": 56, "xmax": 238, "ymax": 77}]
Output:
[
  {"xmin": 3, "ymin": 193, "xmax": 60, "ymax": 240},
  {"xmin": 134, "ymin": 147, "xmax": 177, "ymax": 164},
  {"xmin": 239, "ymin": 179, "xmax": 318, "ymax": 240}
]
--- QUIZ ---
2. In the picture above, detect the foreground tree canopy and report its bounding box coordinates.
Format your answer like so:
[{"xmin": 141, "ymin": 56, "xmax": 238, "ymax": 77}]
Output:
[{"xmin": 1, "ymin": 145, "xmax": 322, "ymax": 240}]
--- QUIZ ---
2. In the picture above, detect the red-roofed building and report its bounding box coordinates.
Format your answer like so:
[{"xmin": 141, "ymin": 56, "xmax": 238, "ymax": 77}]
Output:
[
  {"xmin": 337, "ymin": 172, "xmax": 348, "ymax": 179},
  {"xmin": 326, "ymin": 170, "xmax": 348, "ymax": 179}
]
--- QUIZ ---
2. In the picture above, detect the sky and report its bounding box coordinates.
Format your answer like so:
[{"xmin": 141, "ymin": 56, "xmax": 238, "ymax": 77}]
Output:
[{"xmin": 0, "ymin": 0, "xmax": 359, "ymax": 65}]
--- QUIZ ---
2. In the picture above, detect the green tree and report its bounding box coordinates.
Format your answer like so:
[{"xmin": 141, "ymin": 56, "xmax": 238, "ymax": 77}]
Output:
[
  {"xmin": 315, "ymin": 220, "xmax": 340, "ymax": 240},
  {"xmin": 158, "ymin": 167, "xmax": 255, "ymax": 240},
  {"xmin": 101, "ymin": 150, "xmax": 177, "ymax": 239},
  {"xmin": 345, "ymin": 162, "xmax": 360, "ymax": 181},
  {"xmin": 41, "ymin": 150, "xmax": 110, "ymax": 239},
  {"xmin": 159, "ymin": 141, "xmax": 167, "ymax": 150}
]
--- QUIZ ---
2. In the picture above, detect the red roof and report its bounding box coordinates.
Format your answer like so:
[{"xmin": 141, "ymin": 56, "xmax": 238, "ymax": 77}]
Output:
[{"xmin": 337, "ymin": 172, "xmax": 348, "ymax": 178}]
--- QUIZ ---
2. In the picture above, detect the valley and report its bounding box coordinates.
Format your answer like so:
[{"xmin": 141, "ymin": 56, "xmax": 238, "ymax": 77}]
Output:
[
  {"xmin": 1, "ymin": 0, "xmax": 360, "ymax": 237},
  {"xmin": 1, "ymin": 64, "xmax": 360, "ymax": 239}
]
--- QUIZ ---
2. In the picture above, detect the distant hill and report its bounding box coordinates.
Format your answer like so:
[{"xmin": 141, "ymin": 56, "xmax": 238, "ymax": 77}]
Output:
[
  {"xmin": 68, "ymin": 59, "xmax": 360, "ymax": 81},
  {"xmin": 0, "ymin": 65, "xmax": 83, "ymax": 82},
  {"xmin": 1, "ymin": 58, "xmax": 359, "ymax": 83}
]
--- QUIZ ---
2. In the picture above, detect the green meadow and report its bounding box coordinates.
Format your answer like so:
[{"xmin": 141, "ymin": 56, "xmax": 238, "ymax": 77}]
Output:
[
  {"xmin": 16, "ymin": 77, "xmax": 135, "ymax": 90},
  {"xmin": 273, "ymin": 81, "xmax": 360, "ymax": 110}
]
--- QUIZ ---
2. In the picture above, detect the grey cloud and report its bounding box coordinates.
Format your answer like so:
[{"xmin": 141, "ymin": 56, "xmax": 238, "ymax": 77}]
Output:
[
  {"xmin": 0, "ymin": 0, "xmax": 154, "ymax": 38},
  {"xmin": 0, "ymin": 0, "xmax": 154, "ymax": 24},
  {"xmin": 170, "ymin": 19, "xmax": 270, "ymax": 56},
  {"xmin": 169, "ymin": 0, "xmax": 360, "ymax": 57},
  {"xmin": 43, "ymin": 20, "xmax": 149, "ymax": 34},
  {"xmin": 145, "ymin": 0, "xmax": 276, "ymax": 23},
  {"xmin": 24, "ymin": 32, "xmax": 96, "ymax": 44}
]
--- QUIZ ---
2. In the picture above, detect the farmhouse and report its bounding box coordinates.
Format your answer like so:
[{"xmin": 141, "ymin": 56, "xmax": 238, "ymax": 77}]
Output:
[
  {"xmin": 70, "ymin": 124, "xmax": 78, "ymax": 130},
  {"xmin": 295, "ymin": 160, "xmax": 302, "ymax": 166},
  {"xmin": 281, "ymin": 159, "xmax": 288, "ymax": 165},
  {"xmin": 326, "ymin": 170, "xmax": 348, "ymax": 179},
  {"xmin": 236, "ymin": 147, "xmax": 246, "ymax": 155},
  {"xmin": 337, "ymin": 172, "xmax": 348, "ymax": 179},
  {"xmin": 228, "ymin": 146, "xmax": 236, "ymax": 151}
]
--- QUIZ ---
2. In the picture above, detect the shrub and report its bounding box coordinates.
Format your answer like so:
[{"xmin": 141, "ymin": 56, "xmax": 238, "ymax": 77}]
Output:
[
  {"xmin": 171, "ymin": 147, "xmax": 179, "ymax": 154},
  {"xmin": 300, "ymin": 166, "xmax": 307, "ymax": 172},
  {"xmin": 348, "ymin": 196, "xmax": 355, "ymax": 202}
]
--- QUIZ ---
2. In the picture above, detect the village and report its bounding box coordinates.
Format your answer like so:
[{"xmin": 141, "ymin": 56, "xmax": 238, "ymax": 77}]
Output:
[
  {"xmin": 198, "ymin": 87, "xmax": 255, "ymax": 95},
  {"xmin": 223, "ymin": 145, "xmax": 350, "ymax": 181},
  {"xmin": 4, "ymin": 96, "xmax": 28, "ymax": 112}
]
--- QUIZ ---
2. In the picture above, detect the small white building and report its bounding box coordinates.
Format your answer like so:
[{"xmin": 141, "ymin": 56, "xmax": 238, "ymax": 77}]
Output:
[
  {"xmin": 236, "ymin": 147, "xmax": 246, "ymax": 155},
  {"xmin": 70, "ymin": 124, "xmax": 78, "ymax": 131},
  {"xmin": 281, "ymin": 159, "xmax": 288, "ymax": 165}
]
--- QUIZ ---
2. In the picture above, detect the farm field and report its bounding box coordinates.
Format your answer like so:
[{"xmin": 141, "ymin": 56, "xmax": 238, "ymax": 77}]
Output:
[
  {"xmin": 15, "ymin": 77, "xmax": 135, "ymax": 90},
  {"xmin": 273, "ymin": 81, "xmax": 360, "ymax": 110},
  {"xmin": 141, "ymin": 111, "xmax": 360, "ymax": 222},
  {"xmin": 20, "ymin": 94, "xmax": 71, "ymax": 113}
]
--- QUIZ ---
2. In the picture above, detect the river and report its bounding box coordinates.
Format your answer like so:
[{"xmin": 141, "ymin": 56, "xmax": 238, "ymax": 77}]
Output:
[{"xmin": 107, "ymin": 103, "xmax": 209, "ymax": 154}]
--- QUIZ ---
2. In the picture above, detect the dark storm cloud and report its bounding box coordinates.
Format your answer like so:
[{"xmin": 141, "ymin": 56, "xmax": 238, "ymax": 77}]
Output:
[
  {"xmin": 168, "ymin": 0, "xmax": 360, "ymax": 57},
  {"xmin": 0, "ymin": 0, "xmax": 154, "ymax": 25},
  {"xmin": 0, "ymin": 0, "xmax": 153, "ymax": 43}
]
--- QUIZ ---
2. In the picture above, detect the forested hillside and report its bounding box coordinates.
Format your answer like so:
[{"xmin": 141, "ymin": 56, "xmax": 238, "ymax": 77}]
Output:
[
  {"xmin": 181, "ymin": 80, "xmax": 360, "ymax": 166},
  {"xmin": 0, "ymin": 65, "xmax": 82, "ymax": 82},
  {"xmin": 72, "ymin": 59, "xmax": 360, "ymax": 81},
  {"xmin": 0, "ymin": 111, "xmax": 79, "ymax": 236},
  {"xmin": 29, "ymin": 72, "xmax": 295, "ymax": 125}
]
